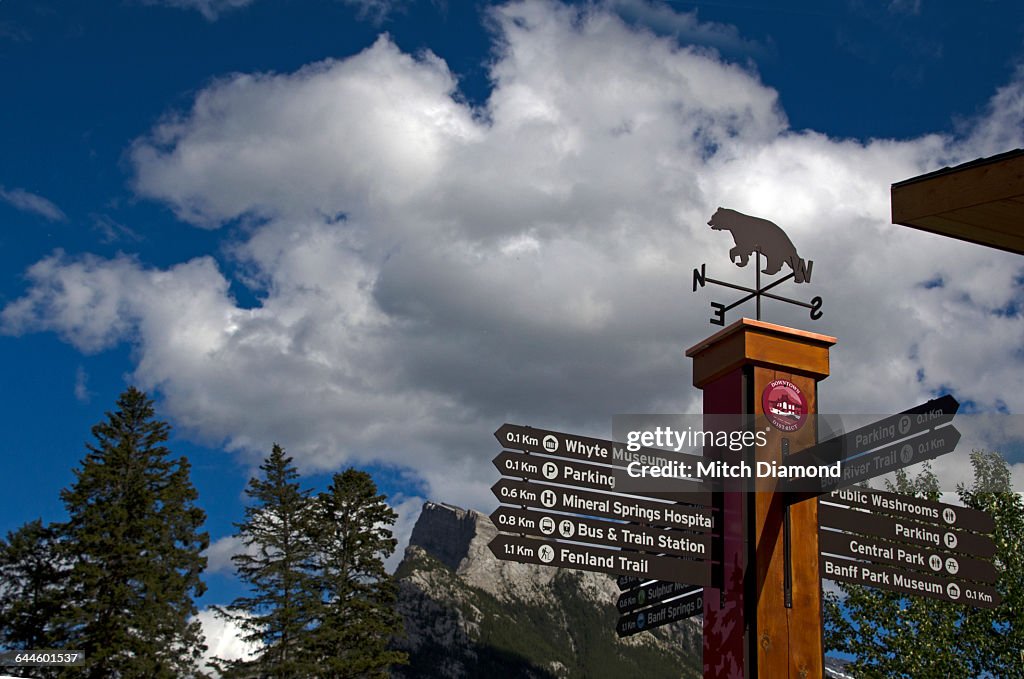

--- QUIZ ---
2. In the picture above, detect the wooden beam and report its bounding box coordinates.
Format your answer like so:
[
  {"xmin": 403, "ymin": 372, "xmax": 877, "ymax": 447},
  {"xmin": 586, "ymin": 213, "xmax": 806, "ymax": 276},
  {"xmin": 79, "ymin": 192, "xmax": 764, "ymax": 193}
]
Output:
[{"xmin": 891, "ymin": 149, "xmax": 1024, "ymax": 255}]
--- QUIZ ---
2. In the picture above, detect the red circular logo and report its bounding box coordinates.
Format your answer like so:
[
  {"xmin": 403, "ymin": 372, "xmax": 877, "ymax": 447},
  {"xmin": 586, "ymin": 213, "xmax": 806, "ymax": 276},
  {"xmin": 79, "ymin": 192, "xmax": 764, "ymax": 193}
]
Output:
[{"xmin": 761, "ymin": 379, "xmax": 807, "ymax": 432}]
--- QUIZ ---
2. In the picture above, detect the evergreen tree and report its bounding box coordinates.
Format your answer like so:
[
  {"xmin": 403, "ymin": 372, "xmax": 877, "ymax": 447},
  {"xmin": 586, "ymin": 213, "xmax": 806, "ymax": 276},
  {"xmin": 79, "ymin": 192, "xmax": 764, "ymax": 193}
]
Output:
[
  {"xmin": 0, "ymin": 519, "xmax": 71, "ymax": 652},
  {"xmin": 216, "ymin": 444, "xmax": 319, "ymax": 678},
  {"xmin": 824, "ymin": 451, "xmax": 1024, "ymax": 678},
  {"xmin": 307, "ymin": 469, "xmax": 408, "ymax": 677},
  {"xmin": 58, "ymin": 386, "xmax": 209, "ymax": 678}
]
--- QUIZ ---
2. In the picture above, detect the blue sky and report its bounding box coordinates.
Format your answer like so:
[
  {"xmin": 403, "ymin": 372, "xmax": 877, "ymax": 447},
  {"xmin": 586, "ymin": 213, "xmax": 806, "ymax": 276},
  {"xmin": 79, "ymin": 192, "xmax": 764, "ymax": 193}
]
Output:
[{"xmin": 2, "ymin": 0, "xmax": 1023, "ymax": 641}]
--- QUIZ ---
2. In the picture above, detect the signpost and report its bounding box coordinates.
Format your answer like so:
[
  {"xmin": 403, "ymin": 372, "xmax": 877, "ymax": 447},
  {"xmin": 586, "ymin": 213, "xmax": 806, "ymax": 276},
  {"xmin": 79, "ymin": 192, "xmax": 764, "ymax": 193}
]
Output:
[{"xmin": 483, "ymin": 208, "xmax": 1004, "ymax": 672}]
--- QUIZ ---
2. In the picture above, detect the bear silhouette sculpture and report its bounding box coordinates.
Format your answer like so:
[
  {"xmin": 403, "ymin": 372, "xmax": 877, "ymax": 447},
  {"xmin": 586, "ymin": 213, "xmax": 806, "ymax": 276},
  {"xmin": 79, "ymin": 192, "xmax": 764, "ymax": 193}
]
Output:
[{"xmin": 708, "ymin": 207, "xmax": 812, "ymax": 283}]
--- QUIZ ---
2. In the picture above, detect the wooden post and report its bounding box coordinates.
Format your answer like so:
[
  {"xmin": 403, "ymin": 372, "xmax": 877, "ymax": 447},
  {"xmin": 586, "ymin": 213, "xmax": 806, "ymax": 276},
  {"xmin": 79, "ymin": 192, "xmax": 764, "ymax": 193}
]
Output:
[{"xmin": 686, "ymin": 319, "xmax": 835, "ymax": 679}]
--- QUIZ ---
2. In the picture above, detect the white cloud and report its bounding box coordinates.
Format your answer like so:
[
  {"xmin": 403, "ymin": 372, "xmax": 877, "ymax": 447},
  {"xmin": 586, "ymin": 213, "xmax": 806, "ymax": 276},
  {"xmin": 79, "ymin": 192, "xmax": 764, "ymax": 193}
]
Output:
[
  {"xmin": 74, "ymin": 365, "xmax": 91, "ymax": 403},
  {"xmin": 385, "ymin": 495, "xmax": 425, "ymax": 573},
  {"xmin": 193, "ymin": 608, "xmax": 260, "ymax": 675},
  {"xmin": 0, "ymin": 186, "xmax": 66, "ymax": 222},
  {"xmin": 5, "ymin": 0, "xmax": 1024, "ymax": 514}
]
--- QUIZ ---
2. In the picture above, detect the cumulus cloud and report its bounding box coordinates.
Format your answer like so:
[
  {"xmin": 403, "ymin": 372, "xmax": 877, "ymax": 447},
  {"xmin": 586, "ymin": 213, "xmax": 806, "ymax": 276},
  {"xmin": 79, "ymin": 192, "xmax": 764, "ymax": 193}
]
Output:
[
  {"xmin": 193, "ymin": 608, "xmax": 260, "ymax": 675},
  {"xmin": 5, "ymin": 0, "xmax": 1024, "ymax": 512},
  {"xmin": 0, "ymin": 186, "xmax": 66, "ymax": 222}
]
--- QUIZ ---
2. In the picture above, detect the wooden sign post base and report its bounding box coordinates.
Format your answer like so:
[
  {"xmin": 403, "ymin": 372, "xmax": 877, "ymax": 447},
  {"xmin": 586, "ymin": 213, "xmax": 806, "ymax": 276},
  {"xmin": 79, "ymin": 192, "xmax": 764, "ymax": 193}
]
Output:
[{"xmin": 686, "ymin": 319, "xmax": 836, "ymax": 679}]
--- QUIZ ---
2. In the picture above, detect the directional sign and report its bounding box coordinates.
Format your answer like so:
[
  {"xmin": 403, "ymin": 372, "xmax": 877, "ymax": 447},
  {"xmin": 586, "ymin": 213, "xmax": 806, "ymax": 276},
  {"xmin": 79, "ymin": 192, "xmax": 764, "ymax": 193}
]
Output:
[
  {"xmin": 491, "ymin": 478, "xmax": 715, "ymax": 533},
  {"xmin": 617, "ymin": 575, "xmax": 647, "ymax": 591},
  {"xmin": 495, "ymin": 423, "xmax": 703, "ymax": 471},
  {"xmin": 818, "ymin": 503, "xmax": 996, "ymax": 559},
  {"xmin": 784, "ymin": 425, "xmax": 961, "ymax": 498},
  {"xmin": 490, "ymin": 507, "xmax": 712, "ymax": 559},
  {"xmin": 785, "ymin": 394, "xmax": 958, "ymax": 472},
  {"xmin": 818, "ymin": 529, "xmax": 996, "ymax": 584},
  {"xmin": 824, "ymin": 487, "xmax": 995, "ymax": 534},
  {"xmin": 488, "ymin": 534, "xmax": 711, "ymax": 585},
  {"xmin": 820, "ymin": 554, "xmax": 1001, "ymax": 609},
  {"xmin": 617, "ymin": 581, "xmax": 701, "ymax": 614},
  {"xmin": 492, "ymin": 450, "xmax": 710, "ymax": 505},
  {"xmin": 616, "ymin": 588, "xmax": 704, "ymax": 637}
]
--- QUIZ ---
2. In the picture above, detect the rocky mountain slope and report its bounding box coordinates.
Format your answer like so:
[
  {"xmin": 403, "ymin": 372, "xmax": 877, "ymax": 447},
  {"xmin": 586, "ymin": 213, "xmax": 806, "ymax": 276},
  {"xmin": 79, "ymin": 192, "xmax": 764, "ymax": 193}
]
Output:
[{"xmin": 392, "ymin": 502, "xmax": 702, "ymax": 678}]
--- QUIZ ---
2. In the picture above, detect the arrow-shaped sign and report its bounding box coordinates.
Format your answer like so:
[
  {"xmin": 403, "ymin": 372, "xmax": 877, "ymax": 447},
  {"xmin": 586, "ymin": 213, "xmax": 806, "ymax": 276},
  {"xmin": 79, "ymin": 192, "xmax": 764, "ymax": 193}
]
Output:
[
  {"xmin": 616, "ymin": 588, "xmax": 704, "ymax": 637},
  {"xmin": 820, "ymin": 554, "xmax": 1000, "ymax": 609},
  {"xmin": 824, "ymin": 487, "xmax": 994, "ymax": 534},
  {"xmin": 783, "ymin": 395, "xmax": 957, "ymax": 487},
  {"xmin": 818, "ymin": 528, "xmax": 996, "ymax": 584},
  {"xmin": 495, "ymin": 423, "xmax": 704, "ymax": 470},
  {"xmin": 490, "ymin": 507, "xmax": 712, "ymax": 559},
  {"xmin": 818, "ymin": 502, "xmax": 996, "ymax": 559},
  {"xmin": 616, "ymin": 581, "xmax": 702, "ymax": 614},
  {"xmin": 491, "ymin": 478, "xmax": 715, "ymax": 532},
  {"xmin": 785, "ymin": 425, "xmax": 961, "ymax": 499},
  {"xmin": 487, "ymin": 534, "xmax": 711, "ymax": 586},
  {"xmin": 492, "ymin": 450, "xmax": 710, "ymax": 505},
  {"xmin": 617, "ymin": 575, "xmax": 647, "ymax": 591}
]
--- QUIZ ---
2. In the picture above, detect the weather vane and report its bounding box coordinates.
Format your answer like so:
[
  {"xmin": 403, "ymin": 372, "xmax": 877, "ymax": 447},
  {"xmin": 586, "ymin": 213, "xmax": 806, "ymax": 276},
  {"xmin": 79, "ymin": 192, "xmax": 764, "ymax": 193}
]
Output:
[{"xmin": 692, "ymin": 207, "xmax": 823, "ymax": 326}]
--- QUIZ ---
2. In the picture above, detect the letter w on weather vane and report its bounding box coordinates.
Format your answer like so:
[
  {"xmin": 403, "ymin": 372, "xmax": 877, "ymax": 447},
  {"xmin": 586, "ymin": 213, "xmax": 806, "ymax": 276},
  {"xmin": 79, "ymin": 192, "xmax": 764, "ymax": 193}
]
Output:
[{"xmin": 692, "ymin": 207, "xmax": 823, "ymax": 326}]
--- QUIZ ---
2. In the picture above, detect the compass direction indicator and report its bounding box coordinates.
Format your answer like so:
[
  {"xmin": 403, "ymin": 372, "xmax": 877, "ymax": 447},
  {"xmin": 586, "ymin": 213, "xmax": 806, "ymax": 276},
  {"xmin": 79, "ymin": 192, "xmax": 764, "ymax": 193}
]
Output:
[{"xmin": 692, "ymin": 208, "xmax": 822, "ymax": 326}]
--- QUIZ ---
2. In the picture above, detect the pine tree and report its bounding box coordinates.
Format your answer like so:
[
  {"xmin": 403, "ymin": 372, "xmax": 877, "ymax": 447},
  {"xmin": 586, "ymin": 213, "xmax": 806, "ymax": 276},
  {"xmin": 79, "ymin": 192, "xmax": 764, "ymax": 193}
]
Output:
[
  {"xmin": 57, "ymin": 386, "xmax": 209, "ymax": 678},
  {"xmin": 824, "ymin": 452, "xmax": 1024, "ymax": 678},
  {"xmin": 307, "ymin": 469, "xmax": 408, "ymax": 677},
  {"xmin": 0, "ymin": 519, "xmax": 71, "ymax": 653},
  {"xmin": 216, "ymin": 444, "xmax": 319, "ymax": 678}
]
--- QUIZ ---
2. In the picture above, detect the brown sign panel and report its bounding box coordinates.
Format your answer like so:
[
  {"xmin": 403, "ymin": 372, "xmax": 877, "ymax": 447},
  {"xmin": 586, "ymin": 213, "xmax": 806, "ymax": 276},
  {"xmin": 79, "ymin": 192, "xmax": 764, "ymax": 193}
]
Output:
[
  {"xmin": 494, "ymin": 423, "xmax": 703, "ymax": 470},
  {"xmin": 784, "ymin": 426, "xmax": 961, "ymax": 498},
  {"xmin": 490, "ymin": 507, "xmax": 712, "ymax": 559},
  {"xmin": 616, "ymin": 588, "xmax": 704, "ymax": 637},
  {"xmin": 818, "ymin": 529, "xmax": 996, "ymax": 584},
  {"xmin": 491, "ymin": 478, "xmax": 715, "ymax": 533},
  {"xmin": 820, "ymin": 554, "xmax": 1001, "ymax": 609},
  {"xmin": 487, "ymin": 534, "xmax": 711, "ymax": 586},
  {"xmin": 617, "ymin": 581, "xmax": 701, "ymax": 614},
  {"xmin": 824, "ymin": 487, "xmax": 994, "ymax": 534},
  {"xmin": 492, "ymin": 450, "xmax": 710, "ymax": 505},
  {"xmin": 784, "ymin": 395, "xmax": 958, "ymax": 472},
  {"xmin": 818, "ymin": 502, "xmax": 995, "ymax": 559},
  {"xmin": 617, "ymin": 575, "xmax": 646, "ymax": 591}
]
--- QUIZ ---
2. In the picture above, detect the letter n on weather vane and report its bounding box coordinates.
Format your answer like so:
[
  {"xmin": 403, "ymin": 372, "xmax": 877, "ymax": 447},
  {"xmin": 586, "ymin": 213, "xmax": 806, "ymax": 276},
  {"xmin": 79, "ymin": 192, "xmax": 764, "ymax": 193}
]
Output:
[{"xmin": 692, "ymin": 207, "xmax": 823, "ymax": 326}]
